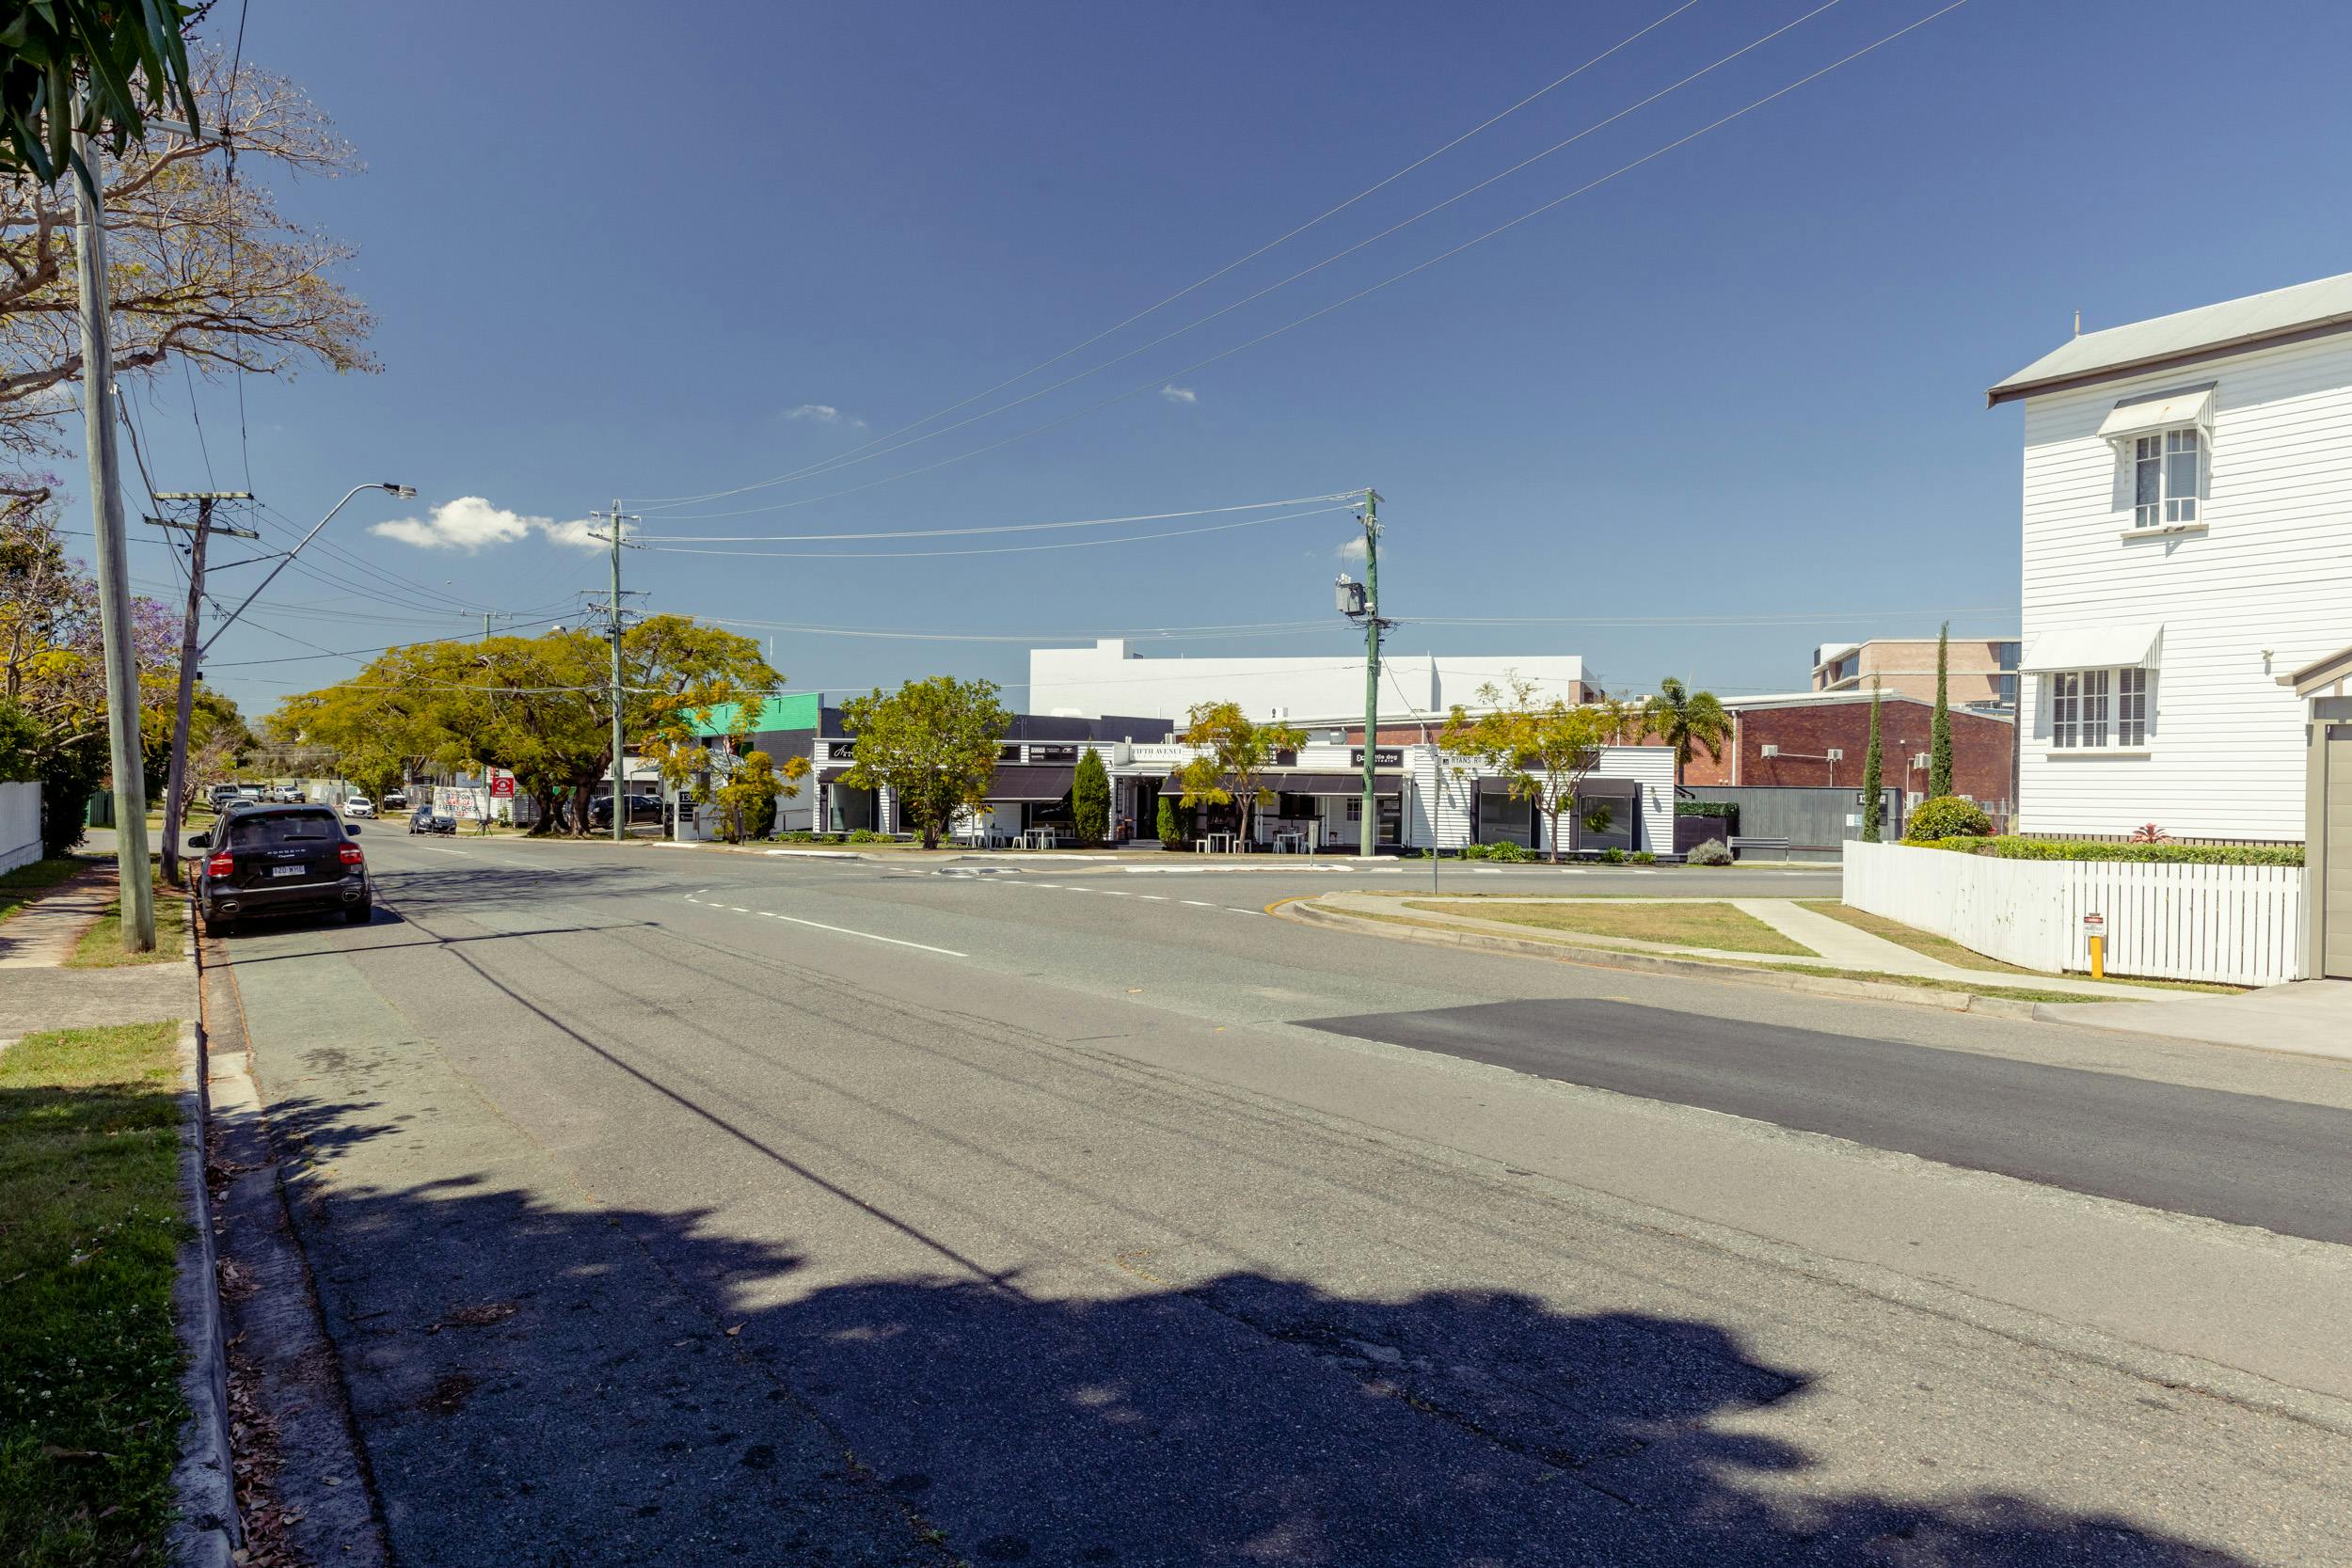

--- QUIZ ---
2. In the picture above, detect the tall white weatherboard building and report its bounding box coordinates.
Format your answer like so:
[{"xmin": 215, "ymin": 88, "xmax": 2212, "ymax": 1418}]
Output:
[{"xmin": 1989, "ymin": 270, "xmax": 2352, "ymax": 852}]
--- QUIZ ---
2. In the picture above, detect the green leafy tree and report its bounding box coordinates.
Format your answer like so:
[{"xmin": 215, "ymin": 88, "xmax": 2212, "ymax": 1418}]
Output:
[
  {"xmin": 1072, "ymin": 746, "xmax": 1110, "ymax": 846},
  {"xmin": 838, "ymin": 675, "xmax": 1010, "ymax": 850},
  {"xmin": 1155, "ymin": 794, "xmax": 1183, "ymax": 847},
  {"xmin": 1439, "ymin": 675, "xmax": 1611, "ymax": 863},
  {"xmin": 1641, "ymin": 676, "xmax": 1732, "ymax": 788},
  {"xmin": 266, "ymin": 616, "xmax": 779, "ymax": 838},
  {"xmin": 3, "ymin": 58, "xmax": 378, "ymax": 463},
  {"xmin": 1929, "ymin": 622, "xmax": 1954, "ymax": 800},
  {"xmin": 0, "ymin": 0, "xmax": 198, "ymax": 185},
  {"xmin": 1176, "ymin": 701, "xmax": 1305, "ymax": 850},
  {"xmin": 1860, "ymin": 683, "xmax": 1884, "ymax": 843},
  {"xmin": 714, "ymin": 749, "xmax": 800, "ymax": 844}
]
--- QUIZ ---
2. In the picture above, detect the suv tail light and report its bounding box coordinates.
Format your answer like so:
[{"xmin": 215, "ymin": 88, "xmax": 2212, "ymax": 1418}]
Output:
[
  {"xmin": 339, "ymin": 843, "xmax": 365, "ymax": 866},
  {"xmin": 206, "ymin": 851, "xmax": 234, "ymax": 878}
]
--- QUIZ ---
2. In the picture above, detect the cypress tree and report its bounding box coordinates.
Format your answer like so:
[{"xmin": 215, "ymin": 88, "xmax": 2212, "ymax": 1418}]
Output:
[
  {"xmin": 1929, "ymin": 622, "xmax": 1954, "ymax": 799},
  {"xmin": 1073, "ymin": 747, "xmax": 1111, "ymax": 845},
  {"xmin": 1861, "ymin": 684, "xmax": 1883, "ymax": 843}
]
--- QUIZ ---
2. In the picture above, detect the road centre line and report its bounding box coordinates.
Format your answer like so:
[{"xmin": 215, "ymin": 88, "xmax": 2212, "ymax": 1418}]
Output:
[{"xmin": 684, "ymin": 893, "xmax": 966, "ymax": 958}]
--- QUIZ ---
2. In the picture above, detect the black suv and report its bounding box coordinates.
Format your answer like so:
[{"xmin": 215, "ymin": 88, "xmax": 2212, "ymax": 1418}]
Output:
[{"xmin": 187, "ymin": 804, "xmax": 372, "ymax": 934}]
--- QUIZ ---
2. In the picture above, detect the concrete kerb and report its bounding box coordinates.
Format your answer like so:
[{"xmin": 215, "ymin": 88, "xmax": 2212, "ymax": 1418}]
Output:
[
  {"xmin": 167, "ymin": 1017, "xmax": 239, "ymax": 1568},
  {"xmin": 1274, "ymin": 898, "xmax": 2045, "ymax": 1020}
]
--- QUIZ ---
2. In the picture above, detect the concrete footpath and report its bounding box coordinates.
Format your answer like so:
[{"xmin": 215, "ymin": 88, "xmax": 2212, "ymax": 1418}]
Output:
[{"xmin": 2039, "ymin": 979, "xmax": 2352, "ymax": 1063}]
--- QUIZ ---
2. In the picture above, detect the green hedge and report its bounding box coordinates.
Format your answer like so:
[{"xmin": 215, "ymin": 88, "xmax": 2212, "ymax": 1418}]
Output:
[
  {"xmin": 1674, "ymin": 801, "xmax": 1738, "ymax": 820},
  {"xmin": 1908, "ymin": 835, "xmax": 2303, "ymax": 867}
]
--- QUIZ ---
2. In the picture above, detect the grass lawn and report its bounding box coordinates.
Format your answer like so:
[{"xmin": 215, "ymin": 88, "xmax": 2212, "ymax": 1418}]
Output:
[
  {"xmin": 1800, "ymin": 902, "xmax": 2243, "ymax": 995},
  {"xmin": 66, "ymin": 878, "xmax": 185, "ymax": 969},
  {"xmin": 1403, "ymin": 899, "xmax": 1814, "ymax": 956},
  {"xmin": 0, "ymin": 1022, "xmax": 190, "ymax": 1568},
  {"xmin": 0, "ymin": 857, "xmax": 92, "ymax": 923}
]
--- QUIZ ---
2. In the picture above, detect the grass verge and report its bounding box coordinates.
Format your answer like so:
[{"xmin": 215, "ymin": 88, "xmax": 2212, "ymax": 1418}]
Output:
[
  {"xmin": 0, "ymin": 857, "xmax": 92, "ymax": 923},
  {"xmin": 1404, "ymin": 898, "xmax": 1813, "ymax": 956},
  {"xmin": 0, "ymin": 1022, "xmax": 190, "ymax": 1567},
  {"xmin": 67, "ymin": 877, "xmax": 186, "ymax": 969},
  {"xmin": 1797, "ymin": 901, "xmax": 2242, "ymax": 995}
]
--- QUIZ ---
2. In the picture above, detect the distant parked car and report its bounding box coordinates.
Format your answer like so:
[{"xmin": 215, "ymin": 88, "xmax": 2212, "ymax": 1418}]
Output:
[
  {"xmin": 270, "ymin": 784, "xmax": 305, "ymax": 803},
  {"xmin": 384, "ymin": 789, "xmax": 408, "ymax": 810},
  {"xmin": 407, "ymin": 806, "xmax": 456, "ymax": 835},
  {"xmin": 588, "ymin": 793, "xmax": 664, "ymax": 827},
  {"xmin": 186, "ymin": 804, "xmax": 371, "ymax": 934},
  {"xmin": 342, "ymin": 795, "xmax": 375, "ymax": 818}
]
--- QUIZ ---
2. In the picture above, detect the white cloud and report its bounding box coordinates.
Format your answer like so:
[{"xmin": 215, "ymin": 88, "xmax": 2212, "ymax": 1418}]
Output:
[
  {"xmin": 784, "ymin": 403, "xmax": 866, "ymax": 428},
  {"xmin": 371, "ymin": 497, "xmax": 538, "ymax": 552},
  {"xmin": 1160, "ymin": 385, "xmax": 1198, "ymax": 404},
  {"xmin": 539, "ymin": 515, "xmax": 624, "ymax": 551},
  {"xmin": 1335, "ymin": 535, "xmax": 1368, "ymax": 562},
  {"xmin": 371, "ymin": 497, "xmax": 615, "ymax": 553}
]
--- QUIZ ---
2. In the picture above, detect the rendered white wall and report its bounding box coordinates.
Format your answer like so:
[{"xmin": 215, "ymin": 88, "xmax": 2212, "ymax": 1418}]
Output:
[
  {"xmin": 1844, "ymin": 841, "xmax": 2304, "ymax": 985},
  {"xmin": 1027, "ymin": 639, "xmax": 1592, "ymax": 725}
]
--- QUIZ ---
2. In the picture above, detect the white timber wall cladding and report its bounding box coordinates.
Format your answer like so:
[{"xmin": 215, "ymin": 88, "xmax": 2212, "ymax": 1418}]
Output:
[
  {"xmin": 0, "ymin": 782, "xmax": 40, "ymax": 873},
  {"xmin": 2017, "ymin": 333, "xmax": 2352, "ymax": 842},
  {"xmin": 1843, "ymin": 842, "xmax": 2304, "ymax": 985}
]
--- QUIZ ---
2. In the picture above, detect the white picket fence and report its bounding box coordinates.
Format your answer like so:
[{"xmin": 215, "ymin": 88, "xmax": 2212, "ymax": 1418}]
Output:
[{"xmin": 1842, "ymin": 841, "xmax": 2306, "ymax": 987}]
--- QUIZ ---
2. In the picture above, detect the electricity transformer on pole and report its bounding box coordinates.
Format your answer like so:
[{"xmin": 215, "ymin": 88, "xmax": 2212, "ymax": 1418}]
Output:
[
  {"xmin": 144, "ymin": 492, "xmax": 256, "ymax": 882},
  {"xmin": 1334, "ymin": 488, "xmax": 1390, "ymax": 858}
]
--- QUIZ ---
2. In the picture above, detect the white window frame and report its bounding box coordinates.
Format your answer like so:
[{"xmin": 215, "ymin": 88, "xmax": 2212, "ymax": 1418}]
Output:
[
  {"xmin": 2046, "ymin": 667, "xmax": 2149, "ymax": 752},
  {"xmin": 2130, "ymin": 425, "xmax": 2202, "ymax": 528}
]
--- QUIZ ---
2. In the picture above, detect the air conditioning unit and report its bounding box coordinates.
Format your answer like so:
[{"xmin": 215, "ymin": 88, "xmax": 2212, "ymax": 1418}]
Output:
[
  {"xmin": 1911, "ymin": 752, "xmax": 1931, "ymax": 768},
  {"xmin": 1760, "ymin": 743, "xmax": 1780, "ymax": 757},
  {"xmin": 1826, "ymin": 748, "xmax": 1844, "ymax": 762}
]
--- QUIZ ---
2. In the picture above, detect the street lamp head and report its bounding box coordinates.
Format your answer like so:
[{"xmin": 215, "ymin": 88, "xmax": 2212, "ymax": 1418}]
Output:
[{"xmin": 382, "ymin": 483, "xmax": 417, "ymax": 499}]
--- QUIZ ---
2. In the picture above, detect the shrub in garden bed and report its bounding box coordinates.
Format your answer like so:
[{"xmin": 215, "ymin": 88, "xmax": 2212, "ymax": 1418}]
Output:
[
  {"xmin": 1908, "ymin": 835, "xmax": 2302, "ymax": 867},
  {"xmin": 1684, "ymin": 839, "xmax": 1734, "ymax": 866}
]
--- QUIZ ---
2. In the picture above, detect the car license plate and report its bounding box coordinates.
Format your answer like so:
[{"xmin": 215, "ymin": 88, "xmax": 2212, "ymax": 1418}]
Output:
[{"xmin": 272, "ymin": 865, "xmax": 304, "ymax": 878}]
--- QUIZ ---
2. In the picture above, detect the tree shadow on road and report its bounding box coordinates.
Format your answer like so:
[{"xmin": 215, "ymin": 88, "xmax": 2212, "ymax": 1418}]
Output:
[{"xmin": 246, "ymin": 1086, "xmax": 2264, "ymax": 1568}]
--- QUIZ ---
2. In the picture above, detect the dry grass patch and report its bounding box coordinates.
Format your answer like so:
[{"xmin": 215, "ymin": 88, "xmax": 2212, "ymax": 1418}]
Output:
[
  {"xmin": 1799, "ymin": 902, "xmax": 2242, "ymax": 994},
  {"xmin": 1404, "ymin": 899, "xmax": 1813, "ymax": 956}
]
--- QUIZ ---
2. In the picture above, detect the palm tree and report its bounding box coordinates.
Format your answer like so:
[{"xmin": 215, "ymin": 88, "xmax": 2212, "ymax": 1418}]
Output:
[{"xmin": 1643, "ymin": 676, "xmax": 1733, "ymax": 787}]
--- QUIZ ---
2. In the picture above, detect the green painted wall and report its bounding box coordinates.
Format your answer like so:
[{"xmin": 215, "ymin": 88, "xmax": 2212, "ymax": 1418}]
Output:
[{"xmin": 690, "ymin": 693, "xmax": 820, "ymax": 737}]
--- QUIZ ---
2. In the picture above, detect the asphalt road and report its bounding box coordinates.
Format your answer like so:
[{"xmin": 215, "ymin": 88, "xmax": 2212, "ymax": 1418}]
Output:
[{"xmin": 203, "ymin": 832, "xmax": 2352, "ymax": 1567}]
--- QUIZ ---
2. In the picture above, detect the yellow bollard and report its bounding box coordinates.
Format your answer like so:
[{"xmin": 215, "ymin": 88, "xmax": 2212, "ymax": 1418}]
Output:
[{"xmin": 2089, "ymin": 933, "xmax": 2105, "ymax": 979}]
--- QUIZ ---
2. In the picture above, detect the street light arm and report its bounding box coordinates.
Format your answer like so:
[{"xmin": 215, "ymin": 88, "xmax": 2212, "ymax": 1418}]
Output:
[{"xmin": 199, "ymin": 483, "xmax": 414, "ymax": 657}]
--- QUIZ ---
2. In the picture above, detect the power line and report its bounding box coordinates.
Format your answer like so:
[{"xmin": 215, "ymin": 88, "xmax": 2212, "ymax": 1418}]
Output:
[
  {"xmin": 204, "ymin": 611, "xmax": 577, "ymax": 669},
  {"xmin": 632, "ymin": 501, "xmax": 1360, "ymax": 560},
  {"xmin": 634, "ymin": 491, "xmax": 1359, "ymax": 544},
  {"xmin": 631, "ymin": 1, "xmax": 1965, "ymax": 525},
  {"xmin": 625, "ymin": 0, "xmax": 1705, "ymax": 512},
  {"xmin": 641, "ymin": 0, "xmax": 1845, "ymax": 522}
]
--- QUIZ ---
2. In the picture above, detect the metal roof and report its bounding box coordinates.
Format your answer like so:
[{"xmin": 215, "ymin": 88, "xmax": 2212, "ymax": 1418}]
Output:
[{"xmin": 1988, "ymin": 271, "xmax": 2352, "ymax": 405}]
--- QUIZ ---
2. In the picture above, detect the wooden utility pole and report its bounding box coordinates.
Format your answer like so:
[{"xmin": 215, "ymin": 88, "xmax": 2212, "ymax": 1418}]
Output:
[{"xmin": 146, "ymin": 493, "xmax": 257, "ymax": 881}]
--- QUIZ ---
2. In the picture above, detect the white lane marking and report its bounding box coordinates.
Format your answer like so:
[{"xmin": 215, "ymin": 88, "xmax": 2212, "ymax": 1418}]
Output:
[
  {"xmin": 1180, "ymin": 899, "xmax": 1216, "ymax": 907},
  {"xmin": 1098, "ymin": 889, "xmax": 1130, "ymax": 896},
  {"xmin": 407, "ymin": 846, "xmax": 473, "ymax": 857},
  {"xmin": 683, "ymin": 894, "xmax": 965, "ymax": 957},
  {"xmin": 1139, "ymin": 895, "xmax": 1168, "ymax": 901}
]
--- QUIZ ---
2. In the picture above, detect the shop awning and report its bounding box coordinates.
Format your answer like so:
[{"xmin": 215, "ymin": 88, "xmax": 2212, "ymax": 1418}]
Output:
[
  {"xmin": 2095, "ymin": 384, "xmax": 2214, "ymax": 442},
  {"xmin": 984, "ymin": 765, "xmax": 1075, "ymax": 802},
  {"xmin": 1159, "ymin": 771, "xmax": 1399, "ymax": 798},
  {"xmin": 2019, "ymin": 624, "xmax": 2164, "ymax": 672},
  {"xmin": 1478, "ymin": 774, "xmax": 1639, "ymax": 798}
]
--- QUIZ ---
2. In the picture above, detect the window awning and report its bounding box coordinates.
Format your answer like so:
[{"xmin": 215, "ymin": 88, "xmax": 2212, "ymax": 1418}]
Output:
[
  {"xmin": 2095, "ymin": 384, "xmax": 2214, "ymax": 442},
  {"xmin": 983, "ymin": 765, "xmax": 1075, "ymax": 802},
  {"xmin": 2019, "ymin": 624, "xmax": 2164, "ymax": 672},
  {"xmin": 1160, "ymin": 771, "xmax": 1399, "ymax": 798},
  {"xmin": 1475, "ymin": 774, "xmax": 1639, "ymax": 799}
]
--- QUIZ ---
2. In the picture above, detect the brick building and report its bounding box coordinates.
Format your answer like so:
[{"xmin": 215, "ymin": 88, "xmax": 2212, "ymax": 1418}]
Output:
[
  {"xmin": 1810, "ymin": 636, "xmax": 2021, "ymax": 710},
  {"xmin": 1683, "ymin": 690, "xmax": 2015, "ymax": 811}
]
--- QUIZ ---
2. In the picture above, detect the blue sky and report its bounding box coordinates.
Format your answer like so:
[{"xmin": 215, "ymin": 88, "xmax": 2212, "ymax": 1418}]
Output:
[{"xmin": 88, "ymin": 0, "xmax": 2352, "ymax": 722}]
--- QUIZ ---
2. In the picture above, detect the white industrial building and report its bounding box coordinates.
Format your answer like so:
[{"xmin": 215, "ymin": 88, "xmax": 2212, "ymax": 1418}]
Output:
[{"xmin": 1027, "ymin": 639, "xmax": 1603, "ymax": 725}]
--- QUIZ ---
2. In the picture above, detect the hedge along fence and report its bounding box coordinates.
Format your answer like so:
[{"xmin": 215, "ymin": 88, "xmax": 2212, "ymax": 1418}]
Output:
[
  {"xmin": 1906, "ymin": 834, "xmax": 2302, "ymax": 867},
  {"xmin": 1846, "ymin": 841, "xmax": 2304, "ymax": 986}
]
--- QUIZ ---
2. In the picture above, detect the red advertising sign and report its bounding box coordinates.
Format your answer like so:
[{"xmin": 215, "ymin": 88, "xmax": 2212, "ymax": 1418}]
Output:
[{"xmin": 489, "ymin": 773, "xmax": 516, "ymax": 798}]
